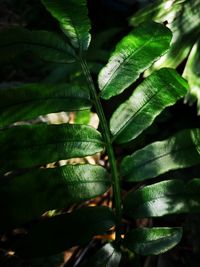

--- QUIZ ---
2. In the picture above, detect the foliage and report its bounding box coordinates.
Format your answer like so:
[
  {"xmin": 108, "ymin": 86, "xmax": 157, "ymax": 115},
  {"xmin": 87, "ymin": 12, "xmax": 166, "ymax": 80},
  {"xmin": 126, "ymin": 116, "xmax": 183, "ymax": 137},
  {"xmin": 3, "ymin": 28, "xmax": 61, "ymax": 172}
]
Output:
[{"xmin": 0, "ymin": 0, "xmax": 200, "ymax": 266}]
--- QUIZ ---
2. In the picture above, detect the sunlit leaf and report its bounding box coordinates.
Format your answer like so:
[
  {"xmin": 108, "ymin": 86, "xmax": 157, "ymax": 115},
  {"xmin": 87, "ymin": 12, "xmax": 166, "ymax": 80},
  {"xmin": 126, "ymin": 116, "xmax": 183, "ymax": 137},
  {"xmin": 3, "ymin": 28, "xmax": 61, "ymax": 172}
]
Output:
[
  {"xmin": 121, "ymin": 128, "xmax": 200, "ymax": 182},
  {"xmin": 124, "ymin": 179, "xmax": 200, "ymax": 218},
  {"xmin": 98, "ymin": 21, "xmax": 172, "ymax": 99},
  {"xmin": 12, "ymin": 206, "xmax": 115, "ymax": 257},
  {"xmin": 0, "ymin": 124, "xmax": 104, "ymax": 174},
  {"xmin": 0, "ymin": 83, "xmax": 91, "ymax": 128},
  {"xmin": 41, "ymin": 0, "xmax": 91, "ymax": 51},
  {"xmin": 0, "ymin": 27, "xmax": 75, "ymax": 63},
  {"xmin": 183, "ymin": 39, "xmax": 200, "ymax": 114},
  {"xmin": 110, "ymin": 68, "xmax": 188, "ymax": 144},
  {"xmin": 124, "ymin": 227, "xmax": 182, "ymax": 255},
  {"xmin": 0, "ymin": 164, "xmax": 109, "ymax": 231}
]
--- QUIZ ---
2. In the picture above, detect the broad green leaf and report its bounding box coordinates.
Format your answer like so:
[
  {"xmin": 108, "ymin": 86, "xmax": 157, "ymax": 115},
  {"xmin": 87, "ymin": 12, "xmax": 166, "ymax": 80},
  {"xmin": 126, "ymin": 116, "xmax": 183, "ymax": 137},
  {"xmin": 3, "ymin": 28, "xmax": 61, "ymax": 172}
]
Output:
[
  {"xmin": 98, "ymin": 22, "xmax": 172, "ymax": 99},
  {"xmin": 81, "ymin": 243, "xmax": 121, "ymax": 267},
  {"xmin": 121, "ymin": 128, "xmax": 200, "ymax": 182},
  {"xmin": 110, "ymin": 68, "xmax": 188, "ymax": 144},
  {"xmin": 41, "ymin": 0, "xmax": 91, "ymax": 51},
  {"xmin": 183, "ymin": 39, "xmax": 200, "ymax": 114},
  {"xmin": 124, "ymin": 227, "xmax": 182, "ymax": 255},
  {"xmin": 0, "ymin": 124, "xmax": 104, "ymax": 174},
  {"xmin": 12, "ymin": 206, "xmax": 115, "ymax": 258},
  {"xmin": 0, "ymin": 164, "xmax": 109, "ymax": 231},
  {"xmin": 123, "ymin": 179, "xmax": 200, "ymax": 218},
  {"xmin": 0, "ymin": 83, "xmax": 91, "ymax": 128},
  {"xmin": 130, "ymin": 0, "xmax": 200, "ymax": 69},
  {"xmin": 0, "ymin": 27, "xmax": 75, "ymax": 63}
]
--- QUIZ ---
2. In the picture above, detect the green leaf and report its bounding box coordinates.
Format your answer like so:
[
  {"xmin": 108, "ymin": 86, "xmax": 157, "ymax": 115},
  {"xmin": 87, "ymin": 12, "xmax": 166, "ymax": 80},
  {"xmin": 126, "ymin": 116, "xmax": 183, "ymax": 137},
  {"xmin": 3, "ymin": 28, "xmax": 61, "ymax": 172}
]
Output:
[
  {"xmin": 123, "ymin": 179, "xmax": 200, "ymax": 218},
  {"xmin": 129, "ymin": 0, "xmax": 200, "ymax": 69},
  {"xmin": 0, "ymin": 124, "xmax": 104, "ymax": 174},
  {"xmin": 81, "ymin": 243, "xmax": 121, "ymax": 267},
  {"xmin": 0, "ymin": 164, "xmax": 109, "ymax": 231},
  {"xmin": 124, "ymin": 227, "xmax": 182, "ymax": 255},
  {"xmin": 12, "ymin": 206, "xmax": 115, "ymax": 258},
  {"xmin": 183, "ymin": 39, "xmax": 200, "ymax": 114},
  {"xmin": 110, "ymin": 68, "xmax": 188, "ymax": 144},
  {"xmin": 121, "ymin": 128, "xmax": 200, "ymax": 182},
  {"xmin": 98, "ymin": 22, "xmax": 172, "ymax": 99},
  {"xmin": 41, "ymin": 0, "xmax": 91, "ymax": 51},
  {"xmin": 0, "ymin": 83, "xmax": 91, "ymax": 127},
  {"xmin": 0, "ymin": 27, "xmax": 75, "ymax": 63}
]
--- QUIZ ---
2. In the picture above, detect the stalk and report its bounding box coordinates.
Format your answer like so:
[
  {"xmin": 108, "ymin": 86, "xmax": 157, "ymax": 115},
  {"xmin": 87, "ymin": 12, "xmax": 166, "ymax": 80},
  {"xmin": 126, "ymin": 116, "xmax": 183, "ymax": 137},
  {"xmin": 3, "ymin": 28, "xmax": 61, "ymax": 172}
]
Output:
[{"xmin": 79, "ymin": 56, "xmax": 122, "ymax": 242}]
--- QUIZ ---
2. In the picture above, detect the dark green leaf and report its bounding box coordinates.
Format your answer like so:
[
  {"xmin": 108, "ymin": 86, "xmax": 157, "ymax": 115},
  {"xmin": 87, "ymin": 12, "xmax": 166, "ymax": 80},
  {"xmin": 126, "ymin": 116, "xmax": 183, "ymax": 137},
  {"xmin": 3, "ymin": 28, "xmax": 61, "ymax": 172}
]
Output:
[
  {"xmin": 0, "ymin": 164, "xmax": 109, "ymax": 231},
  {"xmin": 81, "ymin": 243, "xmax": 121, "ymax": 267},
  {"xmin": 12, "ymin": 206, "xmax": 115, "ymax": 258},
  {"xmin": 124, "ymin": 227, "xmax": 182, "ymax": 255},
  {"xmin": 183, "ymin": 39, "xmax": 200, "ymax": 114},
  {"xmin": 41, "ymin": 0, "xmax": 91, "ymax": 51},
  {"xmin": 0, "ymin": 27, "xmax": 75, "ymax": 63},
  {"xmin": 121, "ymin": 128, "xmax": 200, "ymax": 182},
  {"xmin": 0, "ymin": 124, "xmax": 104, "ymax": 174},
  {"xmin": 0, "ymin": 83, "xmax": 91, "ymax": 127},
  {"xmin": 98, "ymin": 22, "xmax": 172, "ymax": 99},
  {"xmin": 110, "ymin": 68, "xmax": 188, "ymax": 144},
  {"xmin": 123, "ymin": 179, "xmax": 200, "ymax": 218}
]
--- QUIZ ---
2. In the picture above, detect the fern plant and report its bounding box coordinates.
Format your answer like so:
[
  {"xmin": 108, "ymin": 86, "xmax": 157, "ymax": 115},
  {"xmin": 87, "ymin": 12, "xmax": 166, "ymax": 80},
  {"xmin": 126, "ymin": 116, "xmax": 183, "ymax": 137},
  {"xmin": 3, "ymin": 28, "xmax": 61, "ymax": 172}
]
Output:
[{"xmin": 0, "ymin": 0, "xmax": 200, "ymax": 265}]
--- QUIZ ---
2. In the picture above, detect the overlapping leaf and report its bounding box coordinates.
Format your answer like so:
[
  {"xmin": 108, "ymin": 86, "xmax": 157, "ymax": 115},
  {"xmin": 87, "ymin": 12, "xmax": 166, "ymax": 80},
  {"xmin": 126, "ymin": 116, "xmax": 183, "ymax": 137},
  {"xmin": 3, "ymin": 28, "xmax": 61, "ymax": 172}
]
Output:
[
  {"xmin": 0, "ymin": 164, "xmax": 109, "ymax": 231},
  {"xmin": 81, "ymin": 243, "xmax": 121, "ymax": 267},
  {"xmin": 124, "ymin": 179, "xmax": 200, "ymax": 218},
  {"xmin": 0, "ymin": 27, "xmax": 75, "ymax": 63},
  {"xmin": 98, "ymin": 21, "xmax": 172, "ymax": 99},
  {"xmin": 41, "ymin": 0, "xmax": 91, "ymax": 51},
  {"xmin": 110, "ymin": 68, "xmax": 188, "ymax": 144},
  {"xmin": 121, "ymin": 128, "xmax": 200, "ymax": 182},
  {"xmin": 124, "ymin": 227, "xmax": 182, "ymax": 255},
  {"xmin": 12, "ymin": 206, "xmax": 115, "ymax": 257},
  {"xmin": 0, "ymin": 124, "xmax": 104, "ymax": 174},
  {"xmin": 0, "ymin": 83, "xmax": 91, "ymax": 127}
]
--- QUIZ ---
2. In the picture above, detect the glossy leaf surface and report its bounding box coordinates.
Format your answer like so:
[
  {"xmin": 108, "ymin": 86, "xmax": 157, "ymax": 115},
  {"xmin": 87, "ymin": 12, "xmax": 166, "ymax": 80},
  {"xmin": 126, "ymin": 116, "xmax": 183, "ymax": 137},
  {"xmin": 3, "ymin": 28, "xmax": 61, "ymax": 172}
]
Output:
[
  {"xmin": 130, "ymin": 0, "xmax": 200, "ymax": 69},
  {"xmin": 0, "ymin": 164, "xmax": 109, "ymax": 231},
  {"xmin": 0, "ymin": 83, "xmax": 91, "ymax": 127},
  {"xmin": 183, "ymin": 39, "xmax": 200, "ymax": 114},
  {"xmin": 41, "ymin": 0, "xmax": 91, "ymax": 51},
  {"xmin": 0, "ymin": 124, "xmax": 104, "ymax": 174},
  {"xmin": 124, "ymin": 179, "xmax": 200, "ymax": 218},
  {"xmin": 82, "ymin": 243, "xmax": 121, "ymax": 267},
  {"xmin": 12, "ymin": 206, "xmax": 115, "ymax": 258},
  {"xmin": 98, "ymin": 22, "xmax": 172, "ymax": 99},
  {"xmin": 0, "ymin": 27, "xmax": 75, "ymax": 63},
  {"xmin": 121, "ymin": 128, "xmax": 200, "ymax": 182},
  {"xmin": 110, "ymin": 68, "xmax": 188, "ymax": 144},
  {"xmin": 124, "ymin": 227, "xmax": 182, "ymax": 255}
]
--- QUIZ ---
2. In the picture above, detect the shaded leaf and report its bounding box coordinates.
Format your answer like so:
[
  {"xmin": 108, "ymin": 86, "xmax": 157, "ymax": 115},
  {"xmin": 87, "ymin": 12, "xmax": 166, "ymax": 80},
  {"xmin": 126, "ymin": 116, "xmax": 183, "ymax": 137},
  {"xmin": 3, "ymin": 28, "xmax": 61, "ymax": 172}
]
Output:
[
  {"xmin": 12, "ymin": 206, "xmax": 115, "ymax": 258},
  {"xmin": 110, "ymin": 68, "xmax": 188, "ymax": 144},
  {"xmin": 124, "ymin": 179, "xmax": 200, "ymax": 218},
  {"xmin": 0, "ymin": 164, "xmax": 109, "ymax": 231},
  {"xmin": 98, "ymin": 21, "xmax": 172, "ymax": 99},
  {"xmin": 0, "ymin": 83, "xmax": 91, "ymax": 128},
  {"xmin": 81, "ymin": 243, "xmax": 121, "ymax": 267},
  {"xmin": 124, "ymin": 227, "xmax": 182, "ymax": 255},
  {"xmin": 121, "ymin": 128, "xmax": 200, "ymax": 182},
  {"xmin": 183, "ymin": 39, "xmax": 200, "ymax": 114},
  {"xmin": 41, "ymin": 0, "xmax": 91, "ymax": 51},
  {"xmin": 0, "ymin": 27, "xmax": 75, "ymax": 63},
  {"xmin": 0, "ymin": 124, "xmax": 104, "ymax": 174}
]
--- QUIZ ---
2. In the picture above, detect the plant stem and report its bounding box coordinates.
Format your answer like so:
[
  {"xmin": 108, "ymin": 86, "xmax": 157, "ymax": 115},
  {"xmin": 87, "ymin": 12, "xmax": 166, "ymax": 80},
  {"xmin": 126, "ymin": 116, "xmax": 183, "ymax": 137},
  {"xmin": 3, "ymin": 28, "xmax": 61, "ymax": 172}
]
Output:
[{"xmin": 79, "ymin": 56, "xmax": 122, "ymax": 242}]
